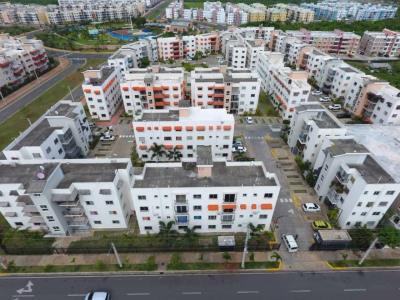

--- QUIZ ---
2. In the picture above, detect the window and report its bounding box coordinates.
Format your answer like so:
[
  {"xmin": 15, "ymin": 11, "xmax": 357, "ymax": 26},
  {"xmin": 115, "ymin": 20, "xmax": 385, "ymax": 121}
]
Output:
[
  {"xmin": 99, "ymin": 189, "xmax": 112, "ymax": 195},
  {"xmin": 208, "ymin": 215, "xmax": 217, "ymax": 220},
  {"xmin": 140, "ymin": 207, "xmax": 149, "ymax": 212},
  {"xmin": 144, "ymin": 226, "xmax": 152, "ymax": 230},
  {"xmin": 109, "ymin": 211, "xmax": 117, "ymax": 215},
  {"xmin": 176, "ymin": 205, "xmax": 188, "ymax": 213},
  {"xmin": 138, "ymin": 195, "xmax": 146, "ymax": 200},
  {"xmin": 40, "ymin": 205, "xmax": 48, "ymax": 211},
  {"xmin": 85, "ymin": 201, "xmax": 94, "ymax": 205},
  {"xmin": 264, "ymin": 193, "xmax": 273, "ymax": 198},
  {"xmin": 379, "ymin": 201, "xmax": 388, "ymax": 207},
  {"xmin": 222, "ymin": 225, "xmax": 232, "ymax": 229},
  {"xmin": 357, "ymin": 202, "xmax": 362, "ymax": 207},
  {"xmin": 224, "ymin": 194, "xmax": 235, "ymax": 203},
  {"xmin": 46, "ymin": 216, "xmax": 54, "ymax": 221},
  {"xmin": 90, "ymin": 211, "xmax": 98, "ymax": 215},
  {"xmin": 373, "ymin": 191, "xmax": 380, "ymax": 195},
  {"xmin": 259, "ymin": 214, "xmax": 268, "ymax": 219},
  {"xmin": 361, "ymin": 212, "xmax": 367, "ymax": 216},
  {"xmin": 112, "ymin": 220, "xmax": 120, "ymax": 224},
  {"xmin": 193, "ymin": 205, "xmax": 202, "ymax": 211},
  {"xmin": 193, "ymin": 194, "xmax": 201, "ymax": 199},
  {"xmin": 208, "ymin": 225, "xmax": 216, "ymax": 229},
  {"xmin": 386, "ymin": 191, "xmax": 395, "ymax": 195},
  {"xmin": 366, "ymin": 202, "xmax": 374, "ymax": 207},
  {"xmin": 194, "ymin": 216, "xmax": 201, "ymax": 220},
  {"xmin": 105, "ymin": 201, "xmax": 114, "ymax": 205},
  {"xmin": 94, "ymin": 221, "xmax": 102, "ymax": 224},
  {"xmin": 46, "ymin": 146, "xmax": 51, "ymax": 154},
  {"xmin": 54, "ymin": 138, "xmax": 59, "ymax": 144},
  {"xmin": 142, "ymin": 217, "xmax": 150, "ymax": 221},
  {"xmin": 53, "ymin": 226, "xmax": 60, "ymax": 231},
  {"xmin": 372, "ymin": 212, "xmax": 380, "ymax": 216},
  {"xmin": 209, "ymin": 194, "xmax": 217, "ymax": 199}
]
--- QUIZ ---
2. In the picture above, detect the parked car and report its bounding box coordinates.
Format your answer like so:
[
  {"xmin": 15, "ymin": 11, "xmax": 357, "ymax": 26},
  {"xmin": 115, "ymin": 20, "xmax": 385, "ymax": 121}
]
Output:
[
  {"xmin": 100, "ymin": 135, "xmax": 116, "ymax": 142},
  {"xmin": 328, "ymin": 104, "xmax": 342, "ymax": 111},
  {"xmin": 311, "ymin": 220, "xmax": 332, "ymax": 230},
  {"xmin": 245, "ymin": 116, "xmax": 253, "ymax": 124},
  {"xmin": 336, "ymin": 111, "xmax": 352, "ymax": 118},
  {"xmin": 233, "ymin": 145, "xmax": 247, "ymax": 153},
  {"xmin": 312, "ymin": 90, "xmax": 322, "ymax": 96},
  {"xmin": 85, "ymin": 291, "xmax": 111, "ymax": 300},
  {"xmin": 281, "ymin": 234, "xmax": 298, "ymax": 253},
  {"xmin": 302, "ymin": 203, "xmax": 321, "ymax": 212},
  {"xmin": 319, "ymin": 96, "xmax": 330, "ymax": 102}
]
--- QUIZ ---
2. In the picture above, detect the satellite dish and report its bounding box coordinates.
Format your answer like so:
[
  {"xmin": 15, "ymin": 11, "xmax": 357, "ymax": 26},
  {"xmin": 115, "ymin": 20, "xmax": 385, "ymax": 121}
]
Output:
[{"xmin": 36, "ymin": 172, "xmax": 45, "ymax": 180}]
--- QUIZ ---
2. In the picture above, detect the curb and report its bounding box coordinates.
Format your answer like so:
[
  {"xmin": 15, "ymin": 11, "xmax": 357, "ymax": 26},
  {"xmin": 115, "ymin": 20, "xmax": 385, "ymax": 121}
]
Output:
[{"xmin": 325, "ymin": 261, "xmax": 348, "ymax": 270}]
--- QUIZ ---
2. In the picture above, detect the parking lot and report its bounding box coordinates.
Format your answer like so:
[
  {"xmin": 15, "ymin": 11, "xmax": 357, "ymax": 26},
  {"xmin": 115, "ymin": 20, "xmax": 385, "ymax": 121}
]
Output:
[{"xmin": 309, "ymin": 90, "xmax": 353, "ymax": 121}]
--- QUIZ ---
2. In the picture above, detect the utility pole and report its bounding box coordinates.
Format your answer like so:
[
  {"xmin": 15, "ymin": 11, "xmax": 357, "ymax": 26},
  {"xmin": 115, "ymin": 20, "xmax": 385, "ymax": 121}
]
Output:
[
  {"xmin": 241, "ymin": 224, "xmax": 251, "ymax": 269},
  {"xmin": 111, "ymin": 242, "xmax": 123, "ymax": 268},
  {"xmin": 358, "ymin": 237, "xmax": 378, "ymax": 265},
  {"xmin": 68, "ymin": 86, "xmax": 75, "ymax": 102}
]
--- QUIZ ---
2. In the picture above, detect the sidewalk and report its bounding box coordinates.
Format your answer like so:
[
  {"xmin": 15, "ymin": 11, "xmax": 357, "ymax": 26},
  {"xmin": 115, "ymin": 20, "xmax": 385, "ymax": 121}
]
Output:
[{"xmin": 0, "ymin": 57, "xmax": 70, "ymax": 110}]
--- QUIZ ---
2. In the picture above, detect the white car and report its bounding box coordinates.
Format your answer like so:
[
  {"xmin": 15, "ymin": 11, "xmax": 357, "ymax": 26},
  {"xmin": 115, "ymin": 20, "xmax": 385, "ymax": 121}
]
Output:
[
  {"xmin": 329, "ymin": 104, "xmax": 342, "ymax": 111},
  {"xmin": 302, "ymin": 203, "xmax": 321, "ymax": 212},
  {"xmin": 100, "ymin": 135, "xmax": 116, "ymax": 142},
  {"xmin": 312, "ymin": 90, "xmax": 322, "ymax": 96},
  {"xmin": 233, "ymin": 146, "xmax": 247, "ymax": 153},
  {"xmin": 85, "ymin": 291, "xmax": 111, "ymax": 300},
  {"xmin": 319, "ymin": 96, "xmax": 330, "ymax": 102},
  {"xmin": 245, "ymin": 116, "xmax": 253, "ymax": 124}
]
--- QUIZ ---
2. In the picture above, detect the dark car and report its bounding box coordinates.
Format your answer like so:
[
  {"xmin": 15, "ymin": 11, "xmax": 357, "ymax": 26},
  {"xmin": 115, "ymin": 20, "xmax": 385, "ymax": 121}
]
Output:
[{"xmin": 336, "ymin": 112, "xmax": 352, "ymax": 119}]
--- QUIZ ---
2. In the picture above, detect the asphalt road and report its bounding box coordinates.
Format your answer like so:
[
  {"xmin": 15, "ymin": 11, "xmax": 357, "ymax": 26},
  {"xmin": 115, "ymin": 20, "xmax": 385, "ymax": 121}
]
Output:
[
  {"xmin": 2, "ymin": 270, "xmax": 400, "ymax": 300},
  {"xmin": 0, "ymin": 58, "xmax": 84, "ymax": 125}
]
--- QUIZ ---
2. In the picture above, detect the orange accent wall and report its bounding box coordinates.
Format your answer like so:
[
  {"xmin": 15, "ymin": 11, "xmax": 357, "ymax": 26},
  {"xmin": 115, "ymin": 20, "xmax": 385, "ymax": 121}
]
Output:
[
  {"xmin": 196, "ymin": 126, "xmax": 205, "ymax": 131},
  {"xmin": 261, "ymin": 203, "xmax": 273, "ymax": 210},
  {"xmin": 251, "ymin": 204, "xmax": 257, "ymax": 209},
  {"xmin": 185, "ymin": 126, "xmax": 193, "ymax": 131},
  {"xmin": 136, "ymin": 127, "xmax": 145, "ymax": 132},
  {"xmin": 208, "ymin": 205, "xmax": 219, "ymax": 211},
  {"xmin": 222, "ymin": 204, "xmax": 237, "ymax": 210},
  {"xmin": 162, "ymin": 126, "xmax": 172, "ymax": 131},
  {"xmin": 240, "ymin": 204, "xmax": 247, "ymax": 209}
]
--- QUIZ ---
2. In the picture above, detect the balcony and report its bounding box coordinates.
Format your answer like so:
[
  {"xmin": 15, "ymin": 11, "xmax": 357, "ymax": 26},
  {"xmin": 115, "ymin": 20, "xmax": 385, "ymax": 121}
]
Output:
[
  {"xmin": 336, "ymin": 169, "xmax": 350, "ymax": 184},
  {"xmin": 175, "ymin": 195, "xmax": 187, "ymax": 204},
  {"xmin": 63, "ymin": 208, "xmax": 85, "ymax": 217},
  {"xmin": 22, "ymin": 205, "xmax": 39, "ymax": 214},
  {"xmin": 0, "ymin": 201, "xmax": 10, "ymax": 207},
  {"xmin": 221, "ymin": 213, "xmax": 235, "ymax": 223},
  {"xmin": 67, "ymin": 216, "xmax": 89, "ymax": 227},
  {"xmin": 298, "ymin": 132, "xmax": 308, "ymax": 144},
  {"xmin": 52, "ymin": 188, "xmax": 78, "ymax": 203},
  {"xmin": 326, "ymin": 188, "xmax": 346, "ymax": 206},
  {"xmin": 175, "ymin": 215, "xmax": 189, "ymax": 225}
]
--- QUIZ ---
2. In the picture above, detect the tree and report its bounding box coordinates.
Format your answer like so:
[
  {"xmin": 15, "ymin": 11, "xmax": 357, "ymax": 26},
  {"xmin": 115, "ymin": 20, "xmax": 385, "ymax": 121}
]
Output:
[
  {"xmin": 249, "ymin": 223, "xmax": 264, "ymax": 236},
  {"xmin": 222, "ymin": 252, "xmax": 231, "ymax": 263},
  {"xmin": 149, "ymin": 143, "xmax": 166, "ymax": 161},
  {"xmin": 378, "ymin": 226, "xmax": 400, "ymax": 248},
  {"xmin": 167, "ymin": 147, "xmax": 182, "ymax": 161},
  {"xmin": 139, "ymin": 57, "xmax": 150, "ymax": 68},
  {"xmin": 349, "ymin": 226, "xmax": 374, "ymax": 250},
  {"xmin": 158, "ymin": 221, "xmax": 177, "ymax": 239},
  {"xmin": 193, "ymin": 51, "xmax": 203, "ymax": 61},
  {"xmin": 183, "ymin": 226, "xmax": 198, "ymax": 241},
  {"xmin": 271, "ymin": 251, "xmax": 282, "ymax": 262}
]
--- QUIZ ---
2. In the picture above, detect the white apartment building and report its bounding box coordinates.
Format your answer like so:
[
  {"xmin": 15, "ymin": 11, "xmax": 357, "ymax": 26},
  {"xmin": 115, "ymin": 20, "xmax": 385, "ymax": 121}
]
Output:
[
  {"xmin": 358, "ymin": 29, "xmax": 400, "ymax": 58},
  {"xmin": 225, "ymin": 40, "xmax": 247, "ymax": 69},
  {"xmin": 288, "ymin": 104, "xmax": 347, "ymax": 166},
  {"xmin": 245, "ymin": 39, "xmax": 265, "ymax": 70},
  {"xmin": 0, "ymin": 34, "xmax": 49, "ymax": 91},
  {"xmin": 132, "ymin": 154, "xmax": 280, "ymax": 234},
  {"xmin": 132, "ymin": 107, "xmax": 234, "ymax": 162},
  {"xmin": 82, "ymin": 66, "xmax": 122, "ymax": 121},
  {"xmin": 366, "ymin": 85, "xmax": 400, "ymax": 125},
  {"xmin": 0, "ymin": 158, "xmax": 134, "ymax": 235},
  {"xmin": 120, "ymin": 67, "xmax": 185, "ymax": 116},
  {"xmin": 190, "ymin": 67, "xmax": 261, "ymax": 114},
  {"xmin": 165, "ymin": 0, "xmax": 182, "ymax": 19},
  {"xmin": 314, "ymin": 139, "xmax": 400, "ymax": 229},
  {"xmin": 3, "ymin": 101, "xmax": 91, "ymax": 161},
  {"xmin": 256, "ymin": 51, "xmax": 311, "ymax": 119}
]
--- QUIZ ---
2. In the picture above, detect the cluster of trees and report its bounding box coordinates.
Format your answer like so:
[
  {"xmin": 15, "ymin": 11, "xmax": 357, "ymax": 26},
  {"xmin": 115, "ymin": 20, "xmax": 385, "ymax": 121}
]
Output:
[
  {"xmin": 0, "ymin": 25, "xmax": 34, "ymax": 36},
  {"xmin": 148, "ymin": 143, "xmax": 182, "ymax": 162},
  {"xmin": 10, "ymin": 0, "xmax": 57, "ymax": 5}
]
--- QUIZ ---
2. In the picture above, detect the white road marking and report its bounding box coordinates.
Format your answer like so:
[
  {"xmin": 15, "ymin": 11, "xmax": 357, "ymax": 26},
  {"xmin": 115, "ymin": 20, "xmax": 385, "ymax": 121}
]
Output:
[
  {"xmin": 12, "ymin": 295, "xmax": 34, "ymax": 298},
  {"xmin": 127, "ymin": 292, "xmax": 150, "ymax": 296},
  {"xmin": 237, "ymin": 291, "xmax": 259, "ymax": 294},
  {"xmin": 182, "ymin": 291, "xmax": 202, "ymax": 295},
  {"xmin": 67, "ymin": 294, "xmax": 86, "ymax": 297},
  {"xmin": 291, "ymin": 290, "xmax": 311, "ymax": 293},
  {"xmin": 344, "ymin": 289, "xmax": 366, "ymax": 292}
]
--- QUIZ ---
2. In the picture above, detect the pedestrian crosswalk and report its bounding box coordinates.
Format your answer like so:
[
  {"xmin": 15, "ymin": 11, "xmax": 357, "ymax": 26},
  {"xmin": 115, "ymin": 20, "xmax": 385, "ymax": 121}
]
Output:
[
  {"xmin": 119, "ymin": 135, "xmax": 135, "ymax": 139},
  {"xmin": 279, "ymin": 198, "xmax": 293, "ymax": 203},
  {"xmin": 244, "ymin": 136, "xmax": 264, "ymax": 140}
]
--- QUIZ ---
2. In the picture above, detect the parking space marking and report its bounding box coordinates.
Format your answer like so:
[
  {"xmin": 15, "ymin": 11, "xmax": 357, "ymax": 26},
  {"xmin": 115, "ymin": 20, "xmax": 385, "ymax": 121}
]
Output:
[{"xmin": 279, "ymin": 198, "xmax": 293, "ymax": 203}]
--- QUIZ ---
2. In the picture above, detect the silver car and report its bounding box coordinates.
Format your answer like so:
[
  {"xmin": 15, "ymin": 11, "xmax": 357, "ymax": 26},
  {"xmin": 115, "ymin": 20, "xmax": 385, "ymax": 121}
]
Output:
[{"xmin": 85, "ymin": 291, "xmax": 111, "ymax": 300}]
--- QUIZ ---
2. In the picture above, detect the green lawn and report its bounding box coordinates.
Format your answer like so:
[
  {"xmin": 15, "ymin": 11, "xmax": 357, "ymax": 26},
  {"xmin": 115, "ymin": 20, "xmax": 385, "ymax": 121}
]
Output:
[
  {"xmin": 346, "ymin": 61, "xmax": 400, "ymax": 89},
  {"xmin": 0, "ymin": 25, "xmax": 35, "ymax": 36},
  {"xmin": 256, "ymin": 91, "xmax": 280, "ymax": 117},
  {"xmin": 167, "ymin": 261, "xmax": 280, "ymax": 270},
  {"xmin": 330, "ymin": 259, "xmax": 400, "ymax": 268},
  {"xmin": 184, "ymin": 1, "xmax": 204, "ymax": 9},
  {"xmin": 146, "ymin": 0, "xmax": 175, "ymax": 20},
  {"xmin": 0, "ymin": 58, "xmax": 105, "ymax": 151}
]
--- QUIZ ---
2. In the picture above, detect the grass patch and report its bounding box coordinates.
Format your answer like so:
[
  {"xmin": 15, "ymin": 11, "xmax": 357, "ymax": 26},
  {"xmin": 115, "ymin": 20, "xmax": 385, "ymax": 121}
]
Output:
[
  {"xmin": 346, "ymin": 61, "xmax": 400, "ymax": 89},
  {"xmin": 0, "ymin": 58, "xmax": 105, "ymax": 151},
  {"xmin": 167, "ymin": 261, "xmax": 279, "ymax": 270},
  {"xmin": 329, "ymin": 259, "xmax": 400, "ymax": 268},
  {"xmin": 146, "ymin": 0, "xmax": 175, "ymax": 20},
  {"xmin": 1, "ymin": 230, "xmax": 55, "ymax": 255},
  {"xmin": 256, "ymin": 91, "xmax": 280, "ymax": 117},
  {"xmin": 184, "ymin": 1, "xmax": 203, "ymax": 9},
  {"xmin": 0, "ymin": 25, "xmax": 35, "ymax": 35},
  {"xmin": 244, "ymin": 261, "xmax": 280, "ymax": 269}
]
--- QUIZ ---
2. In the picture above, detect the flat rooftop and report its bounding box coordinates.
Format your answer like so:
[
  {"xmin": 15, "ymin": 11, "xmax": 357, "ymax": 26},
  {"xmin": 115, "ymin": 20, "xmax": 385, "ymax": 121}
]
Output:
[
  {"xmin": 134, "ymin": 162, "xmax": 277, "ymax": 188},
  {"xmin": 197, "ymin": 146, "xmax": 212, "ymax": 166},
  {"xmin": 296, "ymin": 103, "xmax": 325, "ymax": 112},
  {"xmin": 346, "ymin": 124, "xmax": 400, "ymax": 182},
  {"xmin": 326, "ymin": 139, "xmax": 369, "ymax": 157},
  {"xmin": 47, "ymin": 102, "xmax": 78, "ymax": 119},
  {"xmin": 0, "ymin": 162, "xmax": 58, "ymax": 193},
  {"xmin": 11, "ymin": 119, "xmax": 62, "ymax": 150},
  {"xmin": 140, "ymin": 110, "xmax": 180, "ymax": 122},
  {"xmin": 57, "ymin": 162, "xmax": 128, "ymax": 189},
  {"xmin": 318, "ymin": 230, "xmax": 352, "ymax": 242},
  {"xmin": 309, "ymin": 111, "xmax": 342, "ymax": 129},
  {"xmin": 349, "ymin": 155, "xmax": 395, "ymax": 184},
  {"xmin": 84, "ymin": 67, "xmax": 114, "ymax": 86}
]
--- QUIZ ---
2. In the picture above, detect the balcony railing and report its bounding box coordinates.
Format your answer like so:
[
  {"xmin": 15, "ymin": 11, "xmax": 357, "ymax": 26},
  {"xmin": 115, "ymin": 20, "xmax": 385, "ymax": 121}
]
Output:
[
  {"xmin": 221, "ymin": 214, "xmax": 235, "ymax": 223},
  {"xmin": 298, "ymin": 132, "xmax": 308, "ymax": 144}
]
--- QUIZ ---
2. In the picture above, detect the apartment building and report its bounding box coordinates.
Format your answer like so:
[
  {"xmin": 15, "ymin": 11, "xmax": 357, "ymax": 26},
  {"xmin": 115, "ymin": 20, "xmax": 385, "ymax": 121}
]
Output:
[
  {"xmin": 0, "ymin": 3, "xmax": 50, "ymax": 25},
  {"xmin": 237, "ymin": 3, "xmax": 265, "ymax": 23},
  {"xmin": 132, "ymin": 154, "xmax": 280, "ymax": 234},
  {"xmin": 274, "ymin": 4, "xmax": 314, "ymax": 23},
  {"xmin": 3, "ymin": 101, "xmax": 91, "ymax": 161},
  {"xmin": 203, "ymin": 1, "xmax": 226, "ymax": 24},
  {"xmin": 358, "ymin": 29, "xmax": 400, "ymax": 58},
  {"xmin": 82, "ymin": 66, "xmax": 122, "ymax": 121},
  {"xmin": 0, "ymin": 158, "xmax": 134, "ymax": 235},
  {"xmin": 314, "ymin": 139, "xmax": 400, "ymax": 229},
  {"xmin": 0, "ymin": 34, "xmax": 49, "ymax": 91},
  {"xmin": 265, "ymin": 8, "xmax": 287, "ymax": 23},
  {"xmin": 120, "ymin": 66, "xmax": 185, "ymax": 115},
  {"xmin": 256, "ymin": 51, "xmax": 311, "ymax": 119},
  {"xmin": 190, "ymin": 67, "xmax": 260, "ymax": 114},
  {"xmin": 226, "ymin": 3, "xmax": 248, "ymax": 26},
  {"xmin": 132, "ymin": 107, "xmax": 234, "ymax": 162},
  {"xmin": 225, "ymin": 39, "xmax": 247, "ymax": 69},
  {"xmin": 288, "ymin": 104, "xmax": 347, "ymax": 166},
  {"xmin": 302, "ymin": 1, "xmax": 397, "ymax": 21},
  {"xmin": 165, "ymin": 0, "xmax": 183, "ymax": 19}
]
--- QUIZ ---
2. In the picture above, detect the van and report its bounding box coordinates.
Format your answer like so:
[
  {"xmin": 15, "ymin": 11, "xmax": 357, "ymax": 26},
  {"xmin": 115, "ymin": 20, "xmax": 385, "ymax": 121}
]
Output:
[{"xmin": 282, "ymin": 234, "xmax": 298, "ymax": 253}]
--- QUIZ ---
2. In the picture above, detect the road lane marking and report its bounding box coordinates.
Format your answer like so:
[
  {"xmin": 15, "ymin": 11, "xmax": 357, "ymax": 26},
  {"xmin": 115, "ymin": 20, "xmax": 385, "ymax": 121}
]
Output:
[
  {"xmin": 127, "ymin": 292, "xmax": 150, "ymax": 296},
  {"xmin": 182, "ymin": 292, "xmax": 202, "ymax": 295},
  {"xmin": 237, "ymin": 291, "xmax": 259, "ymax": 294},
  {"xmin": 291, "ymin": 290, "xmax": 311, "ymax": 293},
  {"xmin": 344, "ymin": 289, "xmax": 366, "ymax": 292},
  {"xmin": 68, "ymin": 294, "xmax": 86, "ymax": 297},
  {"xmin": 12, "ymin": 295, "xmax": 34, "ymax": 298}
]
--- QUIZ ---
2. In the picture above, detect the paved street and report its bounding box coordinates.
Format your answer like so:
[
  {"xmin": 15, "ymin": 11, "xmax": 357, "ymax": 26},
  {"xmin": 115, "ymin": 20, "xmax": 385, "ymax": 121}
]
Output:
[{"xmin": 2, "ymin": 270, "xmax": 400, "ymax": 299}]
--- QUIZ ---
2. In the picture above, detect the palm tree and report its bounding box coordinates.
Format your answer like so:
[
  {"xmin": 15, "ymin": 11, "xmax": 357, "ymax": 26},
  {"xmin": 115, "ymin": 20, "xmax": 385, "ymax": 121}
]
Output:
[
  {"xmin": 158, "ymin": 221, "xmax": 177, "ymax": 239},
  {"xmin": 271, "ymin": 251, "xmax": 282, "ymax": 262},
  {"xmin": 249, "ymin": 223, "xmax": 264, "ymax": 237},
  {"xmin": 149, "ymin": 143, "xmax": 166, "ymax": 162},
  {"xmin": 183, "ymin": 226, "xmax": 198, "ymax": 241},
  {"xmin": 167, "ymin": 147, "xmax": 182, "ymax": 161}
]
